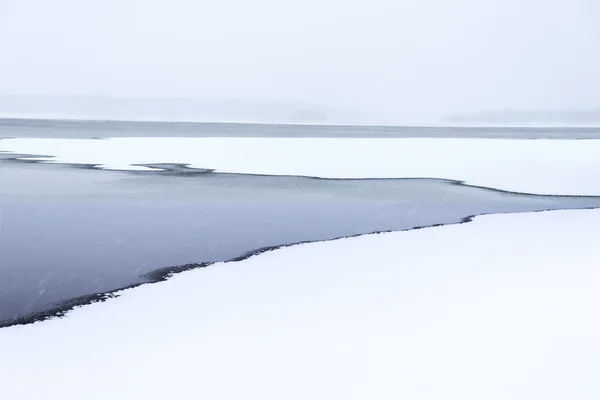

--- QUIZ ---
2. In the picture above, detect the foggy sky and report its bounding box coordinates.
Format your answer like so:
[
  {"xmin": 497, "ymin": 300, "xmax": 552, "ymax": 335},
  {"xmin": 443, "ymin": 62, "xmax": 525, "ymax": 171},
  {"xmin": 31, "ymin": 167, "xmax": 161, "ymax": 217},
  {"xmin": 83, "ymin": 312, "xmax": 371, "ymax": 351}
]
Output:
[{"xmin": 1, "ymin": 0, "xmax": 598, "ymax": 122}]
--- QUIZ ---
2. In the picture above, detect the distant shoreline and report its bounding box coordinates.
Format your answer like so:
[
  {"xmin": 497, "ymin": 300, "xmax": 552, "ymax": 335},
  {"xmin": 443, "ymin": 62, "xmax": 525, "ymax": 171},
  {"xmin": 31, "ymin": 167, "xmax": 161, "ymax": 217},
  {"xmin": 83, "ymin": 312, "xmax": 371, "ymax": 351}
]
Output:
[{"xmin": 2, "ymin": 116, "xmax": 600, "ymax": 129}]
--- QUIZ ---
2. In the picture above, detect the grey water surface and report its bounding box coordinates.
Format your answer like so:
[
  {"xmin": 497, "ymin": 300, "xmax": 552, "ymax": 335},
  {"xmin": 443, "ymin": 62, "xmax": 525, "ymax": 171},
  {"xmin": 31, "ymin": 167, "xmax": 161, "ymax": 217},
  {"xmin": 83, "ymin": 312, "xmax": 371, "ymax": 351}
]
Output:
[{"xmin": 2, "ymin": 118, "xmax": 600, "ymax": 139}]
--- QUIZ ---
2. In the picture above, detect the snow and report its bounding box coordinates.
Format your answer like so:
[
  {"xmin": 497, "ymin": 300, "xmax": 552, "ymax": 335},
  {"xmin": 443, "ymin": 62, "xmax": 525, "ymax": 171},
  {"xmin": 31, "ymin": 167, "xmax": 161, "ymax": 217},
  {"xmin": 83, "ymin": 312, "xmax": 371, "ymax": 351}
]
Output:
[
  {"xmin": 1, "ymin": 136, "xmax": 599, "ymax": 398},
  {"xmin": 1, "ymin": 137, "xmax": 600, "ymax": 195},
  {"xmin": 0, "ymin": 209, "xmax": 599, "ymax": 399}
]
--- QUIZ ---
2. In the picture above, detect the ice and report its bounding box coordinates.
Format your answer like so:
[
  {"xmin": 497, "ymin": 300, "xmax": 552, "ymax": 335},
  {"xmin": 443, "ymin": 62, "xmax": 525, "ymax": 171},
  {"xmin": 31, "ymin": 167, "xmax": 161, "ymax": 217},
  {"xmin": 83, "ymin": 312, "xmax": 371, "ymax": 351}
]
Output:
[
  {"xmin": 1, "ymin": 137, "xmax": 600, "ymax": 195},
  {"xmin": 1, "ymin": 136, "xmax": 599, "ymax": 399}
]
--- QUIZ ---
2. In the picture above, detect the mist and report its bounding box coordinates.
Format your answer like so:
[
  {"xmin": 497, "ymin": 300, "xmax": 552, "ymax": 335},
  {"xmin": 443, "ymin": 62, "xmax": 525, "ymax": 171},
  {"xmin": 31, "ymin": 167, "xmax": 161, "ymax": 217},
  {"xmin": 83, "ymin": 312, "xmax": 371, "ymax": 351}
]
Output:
[{"xmin": 1, "ymin": 0, "xmax": 598, "ymax": 123}]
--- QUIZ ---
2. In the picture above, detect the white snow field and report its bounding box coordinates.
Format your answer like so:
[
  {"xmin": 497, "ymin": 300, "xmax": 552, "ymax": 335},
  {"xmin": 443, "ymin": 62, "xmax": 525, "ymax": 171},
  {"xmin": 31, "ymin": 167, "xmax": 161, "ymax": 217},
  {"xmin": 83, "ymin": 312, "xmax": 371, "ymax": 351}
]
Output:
[
  {"xmin": 1, "ymin": 137, "xmax": 600, "ymax": 195},
  {"xmin": 1, "ymin": 137, "xmax": 599, "ymax": 399},
  {"xmin": 0, "ymin": 209, "xmax": 599, "ymax": 399}
]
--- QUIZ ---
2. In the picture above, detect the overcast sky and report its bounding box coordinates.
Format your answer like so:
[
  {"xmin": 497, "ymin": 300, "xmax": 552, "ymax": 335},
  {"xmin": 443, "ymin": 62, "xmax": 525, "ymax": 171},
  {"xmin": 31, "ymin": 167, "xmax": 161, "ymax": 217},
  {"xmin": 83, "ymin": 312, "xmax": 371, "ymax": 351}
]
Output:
[{"xmin": 0, "ymin": 0, "xmax": 598, "ymax": 122}]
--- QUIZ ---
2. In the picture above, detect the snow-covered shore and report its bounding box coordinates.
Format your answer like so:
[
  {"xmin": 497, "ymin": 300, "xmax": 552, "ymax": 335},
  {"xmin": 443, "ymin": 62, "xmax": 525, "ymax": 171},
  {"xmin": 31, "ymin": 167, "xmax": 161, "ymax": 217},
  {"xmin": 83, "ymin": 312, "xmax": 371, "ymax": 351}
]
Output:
[
  {"xmin": 1, "ymin": 209, "xmax": 599, "ymax": 399},
  {"xmin": 1, "ymin": 137, "xmax": 599, "ymax": 399}
]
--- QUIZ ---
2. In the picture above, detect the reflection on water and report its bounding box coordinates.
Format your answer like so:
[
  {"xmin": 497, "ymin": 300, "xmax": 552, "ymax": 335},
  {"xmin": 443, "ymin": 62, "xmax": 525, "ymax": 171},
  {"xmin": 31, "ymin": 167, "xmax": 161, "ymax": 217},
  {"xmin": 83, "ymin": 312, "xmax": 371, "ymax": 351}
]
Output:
[{"xmin": 1, "ymin": 161, "xmax": 600, "ymax": 325}]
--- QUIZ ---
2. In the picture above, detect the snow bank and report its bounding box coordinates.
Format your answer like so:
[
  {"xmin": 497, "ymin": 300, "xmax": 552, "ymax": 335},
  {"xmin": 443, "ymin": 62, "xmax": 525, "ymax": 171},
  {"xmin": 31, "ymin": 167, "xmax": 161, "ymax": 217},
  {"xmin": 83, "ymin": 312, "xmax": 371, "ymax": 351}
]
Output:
[
  {"xmin": 1, "ymin": 137, "xmax": 599, "ymax": 195},
  {"xmin": 1, "ymin": 209, "xmax": 599, "ymax": 399}
]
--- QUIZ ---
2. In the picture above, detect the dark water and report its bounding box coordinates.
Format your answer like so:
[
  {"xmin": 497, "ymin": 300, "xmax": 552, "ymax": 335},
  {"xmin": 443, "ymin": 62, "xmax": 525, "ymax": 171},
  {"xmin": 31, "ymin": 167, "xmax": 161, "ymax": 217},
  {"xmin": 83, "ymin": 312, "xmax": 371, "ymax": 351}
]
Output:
[
  {"xmin": 2, "ymin": 118, "xmax": 600, "ymax": 139},
  {"xmin": 2, "ymin": 159, "xmax": 600, "ymax": 326}
]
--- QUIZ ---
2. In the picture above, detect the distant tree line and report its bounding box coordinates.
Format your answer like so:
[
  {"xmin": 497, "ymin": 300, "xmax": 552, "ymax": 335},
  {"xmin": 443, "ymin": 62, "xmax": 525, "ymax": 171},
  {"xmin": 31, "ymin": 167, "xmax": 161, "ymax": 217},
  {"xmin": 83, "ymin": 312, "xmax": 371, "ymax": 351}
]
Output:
[{"xmin": 444, "ymin": 108, "xmax": 600, "ymax": 124}]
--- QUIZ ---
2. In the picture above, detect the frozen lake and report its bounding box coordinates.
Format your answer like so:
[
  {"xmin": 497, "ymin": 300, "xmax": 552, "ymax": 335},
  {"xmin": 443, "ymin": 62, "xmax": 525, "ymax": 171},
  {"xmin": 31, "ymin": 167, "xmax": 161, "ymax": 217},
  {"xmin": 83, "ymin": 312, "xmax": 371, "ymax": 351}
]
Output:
[{"xmin": 2, "ymin": 121, "xmax": 600, "ymax": 326}]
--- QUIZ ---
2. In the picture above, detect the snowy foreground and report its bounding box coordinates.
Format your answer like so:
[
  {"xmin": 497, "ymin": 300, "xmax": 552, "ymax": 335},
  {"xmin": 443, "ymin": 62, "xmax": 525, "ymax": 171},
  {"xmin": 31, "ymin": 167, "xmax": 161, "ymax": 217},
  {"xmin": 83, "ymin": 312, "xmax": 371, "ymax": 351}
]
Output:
[
  {"xmin": 1, "ymin": 209, "xmax": 599, "ymax": 399},
  {"xmin": 1, "ymin": 137, "xmax": 600, "ymax": 195},
  {"xmin": 1, "ymin": 137, "xmax": 599, "ymax": 398}
]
